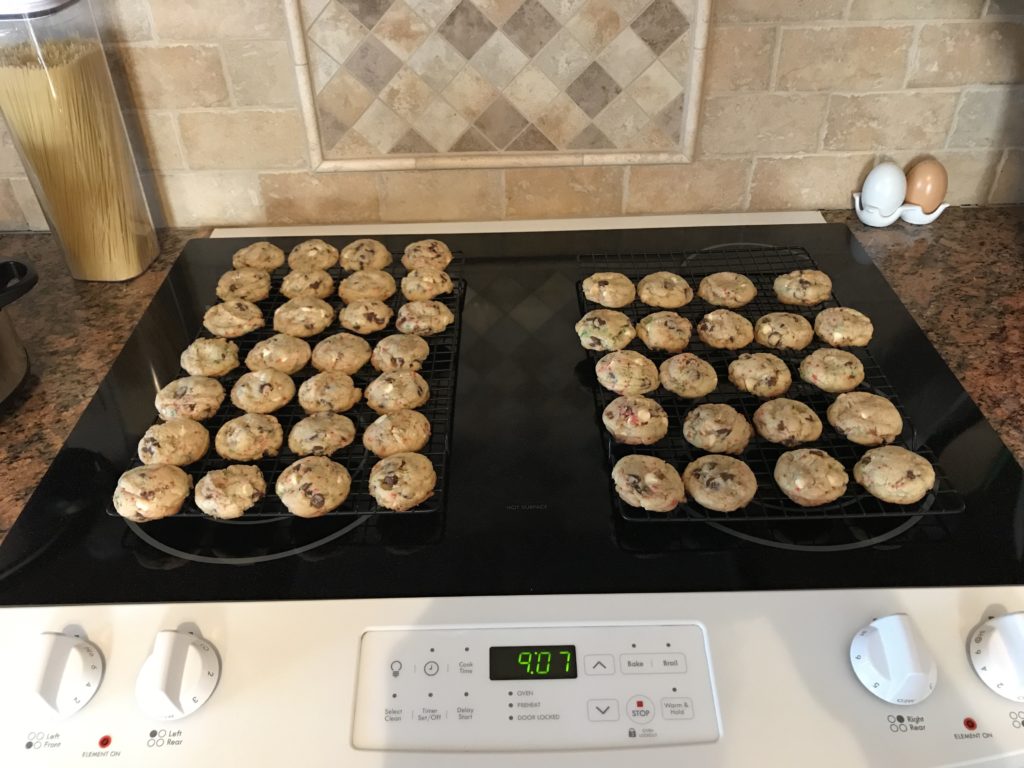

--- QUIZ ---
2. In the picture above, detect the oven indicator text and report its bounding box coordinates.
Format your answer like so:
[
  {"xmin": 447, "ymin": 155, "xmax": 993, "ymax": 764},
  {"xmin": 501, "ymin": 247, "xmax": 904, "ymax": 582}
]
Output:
[{"xmin": 489, "ymin": 645, "xmax": 578, "ymax": 680}]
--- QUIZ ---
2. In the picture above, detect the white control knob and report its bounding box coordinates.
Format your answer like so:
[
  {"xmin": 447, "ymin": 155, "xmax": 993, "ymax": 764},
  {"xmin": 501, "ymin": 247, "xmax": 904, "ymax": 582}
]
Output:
[
  {"xmin": 850, "ymin": 614, "xmax": 937, "ymax": 705},
  {"xmin": 969, "ymin": 612, "xmax": 1024, "ymax": 702},
  {"xmin": 136, "ymin": 628, "xmax": 221, "ymax": 720},
  {"xmin": 34, "ymin": 631, "xmax": 104, "ymax": 718}
]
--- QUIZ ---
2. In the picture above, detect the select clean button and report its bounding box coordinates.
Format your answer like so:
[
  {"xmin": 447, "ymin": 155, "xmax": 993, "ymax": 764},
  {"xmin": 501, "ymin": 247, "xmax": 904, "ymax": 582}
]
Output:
[{"xmin": 619, "ymin": 653, "xmax": 687, "ymax": 674}]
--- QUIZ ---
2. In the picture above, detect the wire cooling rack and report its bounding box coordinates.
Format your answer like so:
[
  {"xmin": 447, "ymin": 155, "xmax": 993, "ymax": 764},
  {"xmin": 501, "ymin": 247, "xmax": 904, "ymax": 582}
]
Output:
[
  {"xmin": 112, "ymin": 246, "xmax": 464, "ymax": 524},
  {"xmin": 578, "ymin": 244, "xmax": 964, "ymax": 523}
]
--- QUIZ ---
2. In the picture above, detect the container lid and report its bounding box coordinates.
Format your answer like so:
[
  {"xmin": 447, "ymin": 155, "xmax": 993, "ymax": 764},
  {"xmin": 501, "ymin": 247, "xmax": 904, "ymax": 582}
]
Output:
[{"xmin": 0, "ymin": 0, "xmax": 79, "ymax": 19}]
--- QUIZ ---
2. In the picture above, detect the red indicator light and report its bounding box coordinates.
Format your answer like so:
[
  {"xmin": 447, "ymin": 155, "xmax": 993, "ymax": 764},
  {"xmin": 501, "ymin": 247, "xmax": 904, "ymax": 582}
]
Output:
[
  {"xmin": 963, "ymin": 718, "xmax": 977, "ymax": 731},
  {"xmin": 636, "ymin": 700, "xmax": 644, "ymax": 708},
  {"xmin": 98, "ymin": 736, "xmax": 112, "ymax": 749}
]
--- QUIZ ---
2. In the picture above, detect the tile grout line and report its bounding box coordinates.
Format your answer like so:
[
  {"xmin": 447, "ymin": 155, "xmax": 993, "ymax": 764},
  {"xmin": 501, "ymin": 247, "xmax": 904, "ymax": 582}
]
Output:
[
  {"xmin": 767, "ymin": 23, "xmax": 783, "ymax": 91},
  {"xmin": 944, "ymin": 88, "xmax": 970, "ymax": 150},
  {"xmin": 986, "ymin": 149, "xmax": 1009, "ymax": 203},
  {"xmin": 901, "ymin": 23, "xmax": 923, "ymax": 89},
  {"xmin": 741, "ymin": 157, "xmax": 756, "ymax": 211},
  {"xmin": 620, "ymin": 164, "xmax": 631, "ymax": 216}
]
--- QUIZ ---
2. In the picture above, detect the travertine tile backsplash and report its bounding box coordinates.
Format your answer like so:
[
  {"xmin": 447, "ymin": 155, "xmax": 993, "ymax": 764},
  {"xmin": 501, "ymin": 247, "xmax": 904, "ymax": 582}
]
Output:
[{"xmin": 0, "ymin": 0, "xmax": 1020, "ymax": 229}]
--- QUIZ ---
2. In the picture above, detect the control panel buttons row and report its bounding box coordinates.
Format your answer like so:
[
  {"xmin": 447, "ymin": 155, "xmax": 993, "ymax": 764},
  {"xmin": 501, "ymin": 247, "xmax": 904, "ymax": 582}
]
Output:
[
  {"xmin": 583, "ymin": 653, "xmax": 687, "ymax": 676},
  {"xmin": 587, "ymin": 696, "xmax": 695, "ymax": 723}
]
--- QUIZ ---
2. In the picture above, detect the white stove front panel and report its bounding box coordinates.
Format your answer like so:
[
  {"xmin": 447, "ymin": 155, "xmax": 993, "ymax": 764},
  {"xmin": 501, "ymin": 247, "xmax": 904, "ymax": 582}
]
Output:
[{"xmin": 2, "ymin": 588, "xmax": 1024, "ymax": 767}]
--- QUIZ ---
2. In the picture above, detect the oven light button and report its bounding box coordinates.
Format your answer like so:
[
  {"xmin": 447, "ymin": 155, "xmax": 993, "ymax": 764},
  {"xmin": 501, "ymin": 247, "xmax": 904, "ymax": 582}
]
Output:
[
  {"xmin": 850, "ymin": 614, "xmax": 937, "ymax": 705},
  {"xmin": 969, "ymin": 612, "xmax": 1024, "ymax": 703},
  {"xmin": 136, "ymin": 627, "xmax": 221, "ymax": 721}
]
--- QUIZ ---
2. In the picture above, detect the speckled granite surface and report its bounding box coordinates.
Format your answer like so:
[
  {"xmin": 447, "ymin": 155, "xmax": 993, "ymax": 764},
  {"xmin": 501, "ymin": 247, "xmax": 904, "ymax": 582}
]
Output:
[
  {"xmin": 824, "ymin": 206, "xmax": 1024, "ymax": 468},
  {"xmin": 0, "ymin": 229, "xmax": 206, "ymax": 540},
  {"xmin": 0, "ymin": 209, "xmax": 1022, "ymax": 544}
]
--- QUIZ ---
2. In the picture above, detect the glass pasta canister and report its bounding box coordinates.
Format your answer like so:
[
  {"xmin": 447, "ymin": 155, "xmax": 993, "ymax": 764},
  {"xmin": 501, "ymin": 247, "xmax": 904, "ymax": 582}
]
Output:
[{"xmin": 0, "ymin": 0, "xmax": 157, "ymax": 281}]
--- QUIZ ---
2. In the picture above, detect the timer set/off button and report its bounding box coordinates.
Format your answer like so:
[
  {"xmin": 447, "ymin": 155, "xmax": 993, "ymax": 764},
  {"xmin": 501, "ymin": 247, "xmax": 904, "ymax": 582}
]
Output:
[{"xmin": 423, "ymin": 661, "xmax": 439, "ymax": 677}]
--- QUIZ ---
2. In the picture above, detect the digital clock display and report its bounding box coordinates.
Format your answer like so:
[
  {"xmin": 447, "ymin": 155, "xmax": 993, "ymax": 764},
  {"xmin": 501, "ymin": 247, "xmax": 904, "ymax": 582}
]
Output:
[{"xmin": 488, "ymin": 645, "xmax": 577, "ymax": 680}]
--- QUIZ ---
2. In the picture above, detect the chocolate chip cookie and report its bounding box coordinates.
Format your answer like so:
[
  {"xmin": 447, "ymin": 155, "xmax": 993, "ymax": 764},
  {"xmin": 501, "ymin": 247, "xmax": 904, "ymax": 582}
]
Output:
[
  {"xmin": 245, "ymin": 333, "xmax": 311, "ymax": 375},
  {"xmin": 180, "ymin": 337, "xmax": 239, "ymax": 377},
  {"xmin": 752, "ymin": 398, "xmax": 822, "ymax": 446},
  {"xmin": 288, "ymin": 413, "xmax": 356, "ymax": 457},
  {"xmin": 659, "ymin": 353, "xmax": 718, "ymax": 399},
  {"xmin": 402, "ymin": 239, "xmax": 452, "ymax": 271},
  {"xmin": 728, "ymin": 353, "xmax": 792, "ymax": 398},
  {"xmin": 753, "ymin": 312, "xmax": 814, "ymax": 351},
  {"xmin": 230, "ymin": 369, "xmax": 295, "ymax": 414},
  {"xmin": 113, "ymin": 464, "xmax": 192, "ymax": 522},
  {"xmin": 773, "ymin": 269, "xmax": 832, "ymax": 306},
  {"xmin": 853, "ymin": 446, "xmax": 935, "ymax": 505},
  {"xmin": 311, "ymin": 332, "xmax": 372, "ymax": 374},
  {"xmin": 595, "ymin": 350, "xmax": 659, "ymax": 396},
  {"xmin": 340, "ymin": 239, "xmax": 392, "ymax": 271},
  {"xmin": 288, "ymin": 238, "xmax": 338, "ymax": 271},
  {"xmin": 138, "ymin": 418, "xmax": 210, "ymax": 466},
  {"xmin": 371, "ymin": 333, "xmax": 430, "ymax": 372},
  {"xmin": 583, "ymin": 272, "xmax": 636, "ymax": 308},
  {"xmin": 215, "ymin": 413, "xmax": 283, "ymax": 461},
  {"xmin": 814, "ymin": 307, "xmax": 874, "ymax": 347},
  {"xmin": 155, "ymin": 376, "xmax": 225, "ymax": 421},
  {"xmin": 637, "ymin": 311, "xmax": 692, "ymax": 353},
  {"xmin": 682, "ymin": 455, "xmax": 757, "ymax": 513},
  {"xmin": 697, "ymin": 272, "xmax": 756, "ymax": 308},
  {"xmin": 203, "ymin": 300, "xmax": 265, "ymax": 338},
  {"xmin": 340, "ymin": 300, "xmax": 394, "ymax": 335},
  {"xmin": 216, "ymin": 268, "xmax": 270, "ymax": 302},
  {"xmin": 280, "ymin": 268, "xmax": 334, "ymax": 300},
  {"xmin": 232, "ymin": 241, "xmax": 284, "ymax": 271},
  {"xmin": 827, "ymin": 391, "xmax": 903, "ymax": 446},
  {"xmin": 276, "ymin": 456, "xmax": 351, "ymax": 517},
  {"xmin": 338, "ymin": 269, "xmax": 397, "ymax": 303},
  {"xmin": 683, "ymin": 403, "xmax": 753, "ymax": 454},
  {"xmin": 195, "ymin": 465, "xmax": 266, "ymax": 520},
  {"xmin": 612, "ymin": 454, "xmax": 684, "ymax": 512},
  {"xmin": 365, "ymin": 371, "xmax": 430, "ymax": 414},
  {"xmin": 637, "ymin": 272, "xmax": 693, "ymax": 308},
  {"xmin": 602, "ymin": 395, "xmax": 669, "ymax": 445},
  {"xmin": 697, "ymin": 309, "xmax": 754, "ymax": 349},
  {"xmin": 774, "ymin": 448, "xmax": 848, "ymax": 507},
  {"xmin": 369, "ymin": 452, "xmax": 436, "ymax": 511},
  {"xmin": 575, "ymin": 310, "xmax": 635, "ymax": 352},
  {"xmin": 402, "ymin": 268, "xmax": 453, "ymax": 301},
  {"xmin": 395, "ymin": 300, "xmax": 454, "ymax": 336},
  {"xmin": 799, "ymin": 349, "xmax": 865, "ymax": 393},
  {"xmin": 363, "ymin": 409, "xmax": 431, "ymax": 458},
  {"xmin": 297, "ymin": 371, "xmax": 362, "ymax": 414},
  {"xmin": 274, "ymin": 297, "xmax": 335, "ymax": 338}
]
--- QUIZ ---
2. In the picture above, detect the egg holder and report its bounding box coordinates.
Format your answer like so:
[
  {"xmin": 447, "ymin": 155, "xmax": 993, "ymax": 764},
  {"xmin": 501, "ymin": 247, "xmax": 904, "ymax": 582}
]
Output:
[{"xmin": 853, "ymin": 193, "xmax": 950, "ymax": 227}]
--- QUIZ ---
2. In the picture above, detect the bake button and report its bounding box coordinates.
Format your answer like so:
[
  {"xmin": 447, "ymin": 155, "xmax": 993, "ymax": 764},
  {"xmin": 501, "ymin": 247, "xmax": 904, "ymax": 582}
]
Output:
[
  {"xmin": 584, "ymin": 654, "xmax": 615, "ymax": 675},
  {"xmin": 626, "ymin": 695, "xmax": 654, "ymax": 724},
  {"xmin": 587, "ymin": 699, "xmax": 619, "ymax": 722},
  {"xmin": 661, "ymin": 697, "xmax": 693, "ymax": 720}
]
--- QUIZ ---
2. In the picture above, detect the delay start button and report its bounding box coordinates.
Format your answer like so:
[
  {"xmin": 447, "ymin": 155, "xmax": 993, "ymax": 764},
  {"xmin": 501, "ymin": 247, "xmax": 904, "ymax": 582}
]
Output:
[{"xmin": 627, "ymin": 695, "xmax": 654, "ymax": 724}]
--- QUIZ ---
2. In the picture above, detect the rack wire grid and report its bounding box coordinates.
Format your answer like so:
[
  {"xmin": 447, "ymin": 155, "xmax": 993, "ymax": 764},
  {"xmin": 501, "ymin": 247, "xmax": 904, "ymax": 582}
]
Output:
[
  {"xmin": 112, "ymin": 249, "xmax": 465, "ymax": 524},
  {"xmin": 577, "ymin": 244, "xmax": 965, "ymax": 524}
]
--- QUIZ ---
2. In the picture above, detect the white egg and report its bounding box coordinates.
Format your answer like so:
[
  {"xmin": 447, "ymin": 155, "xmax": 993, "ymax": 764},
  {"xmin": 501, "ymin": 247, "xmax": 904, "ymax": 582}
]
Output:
[{"xmin": 859, "ymin": 162, "xmax": 907, "ymax": 216}]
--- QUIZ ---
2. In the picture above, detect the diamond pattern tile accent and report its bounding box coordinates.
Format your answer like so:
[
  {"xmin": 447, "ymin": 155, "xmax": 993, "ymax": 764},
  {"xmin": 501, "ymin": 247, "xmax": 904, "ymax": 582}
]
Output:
[
  {"xmin": 630, "ymin": 0, "xmax": 688, "ymax": 56},
  {"xmin": 566, "ymin": 61, "xmax": 620, "ymax": 117},
  {"xmin": 347, "ymin": 36, "xmax": 404, "ymax": 91},
  {"xmin": 474, "ymin": 95, "xmax": 530, "ymax": 148},
  {"xmin": 438, "ymin": 0, "xmax": 497, "ymax": 58},
  {"xmin": 503, "ymin": 0, "xmax": 560, "ymax": 58},
  {"xmin": 338, "ymin": 0, "xmax": 393, "ymax": 28},
  {"xmin": 310, "ymin": 0, "xmax": 697, "ymax": 160},
  {"xmin": 391, "ymin": 128, "xmax": 437, "ymax": 152}
]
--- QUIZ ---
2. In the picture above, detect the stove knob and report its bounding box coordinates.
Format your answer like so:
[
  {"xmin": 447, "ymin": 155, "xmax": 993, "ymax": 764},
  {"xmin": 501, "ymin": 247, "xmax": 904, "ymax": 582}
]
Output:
[
  {"xmin": 136, "ymin": 628, "xmax": 221, "ymax": 721},
  {"xmin": 850, "ymin": 613, "xmax": 937, "ymax": 705},
  {"xmin": 969, "ymin": 613, "xmax": 1024, "ymax": 702},
  {"xmin": 35, "ymin": 631, "xmax": 104, "ymax": 718}
]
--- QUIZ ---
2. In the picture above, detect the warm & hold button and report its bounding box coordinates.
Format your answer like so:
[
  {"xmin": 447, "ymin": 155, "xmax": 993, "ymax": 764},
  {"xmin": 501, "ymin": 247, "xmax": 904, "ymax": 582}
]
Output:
[
  {"xmin": 661, "ymin": 697, "xmax": 694, "ymax": 720},
  {"xmin": 627, "ymin": 695, "xmax": 654, "ymax": 724}
]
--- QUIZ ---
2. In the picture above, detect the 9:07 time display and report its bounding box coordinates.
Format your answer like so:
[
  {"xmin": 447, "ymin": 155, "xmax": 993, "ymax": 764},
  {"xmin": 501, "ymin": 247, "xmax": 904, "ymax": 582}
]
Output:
[{"xmin": 488, "ymin": 645, "xmax": 577, "ymax": 680}]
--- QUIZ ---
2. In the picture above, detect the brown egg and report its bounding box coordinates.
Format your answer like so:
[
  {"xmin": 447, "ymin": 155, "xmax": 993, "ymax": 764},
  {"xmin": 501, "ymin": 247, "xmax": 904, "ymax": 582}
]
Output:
[{"xmin": 905, "ymin": 159, "xmax": 947, "ymax": 214}]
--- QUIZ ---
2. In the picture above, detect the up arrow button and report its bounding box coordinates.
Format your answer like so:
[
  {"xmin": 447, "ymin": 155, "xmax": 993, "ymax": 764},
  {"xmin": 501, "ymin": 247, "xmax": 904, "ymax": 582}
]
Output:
[{"xmin": 584, "ymin": 654, "xmax": 615, "ymax": 675}]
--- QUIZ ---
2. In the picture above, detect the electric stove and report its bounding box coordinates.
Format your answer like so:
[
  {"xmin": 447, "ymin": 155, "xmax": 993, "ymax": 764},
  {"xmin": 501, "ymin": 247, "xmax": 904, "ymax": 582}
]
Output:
[{"xmin": 2, "ymin": 223, "xmax": 1023, "ymax": 767}]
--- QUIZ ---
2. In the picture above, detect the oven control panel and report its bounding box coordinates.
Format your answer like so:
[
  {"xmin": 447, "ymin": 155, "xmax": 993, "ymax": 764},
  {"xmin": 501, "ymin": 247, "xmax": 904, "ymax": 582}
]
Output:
[{"xmin": 352, "ymin": 624, "xmax": 720, "ymax": 750}]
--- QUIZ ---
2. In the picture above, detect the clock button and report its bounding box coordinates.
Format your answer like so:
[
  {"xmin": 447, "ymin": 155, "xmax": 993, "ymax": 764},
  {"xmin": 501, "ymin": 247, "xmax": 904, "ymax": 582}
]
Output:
[
  {"xmin": 627, "ymin": 695, "xmax": 654, "ymax": 724},
  {"xmin": 423, "ymin": 661, "xmax": 439, "ymax": 676}
]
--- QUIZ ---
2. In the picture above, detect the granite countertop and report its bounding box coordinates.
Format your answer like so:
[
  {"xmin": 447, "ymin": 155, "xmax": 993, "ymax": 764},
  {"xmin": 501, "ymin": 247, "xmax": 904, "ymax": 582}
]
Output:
[{"xmin": 0, "ymin": 209, "xmax": 1021, "ymax": 544}]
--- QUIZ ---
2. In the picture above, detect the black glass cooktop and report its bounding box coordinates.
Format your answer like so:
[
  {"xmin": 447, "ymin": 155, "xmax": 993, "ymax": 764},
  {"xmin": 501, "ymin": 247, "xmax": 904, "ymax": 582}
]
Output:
[{"xmin": 1, "ymin": 224, "xmax": 1022, "ymax": 606}]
